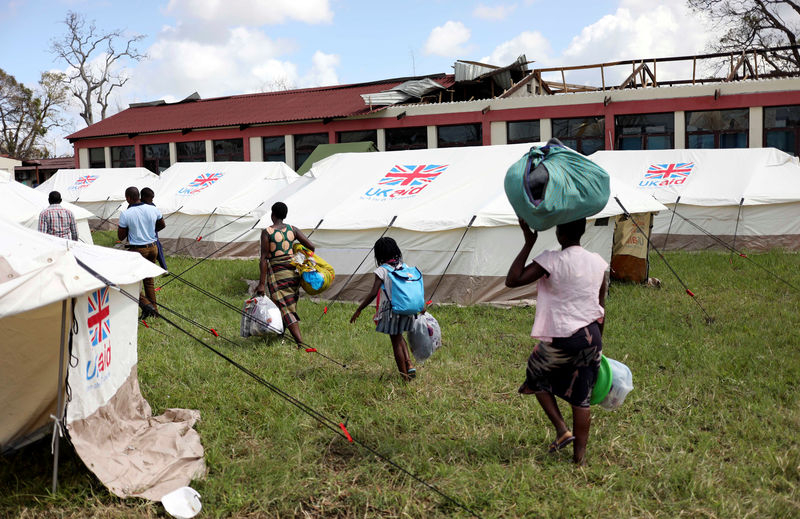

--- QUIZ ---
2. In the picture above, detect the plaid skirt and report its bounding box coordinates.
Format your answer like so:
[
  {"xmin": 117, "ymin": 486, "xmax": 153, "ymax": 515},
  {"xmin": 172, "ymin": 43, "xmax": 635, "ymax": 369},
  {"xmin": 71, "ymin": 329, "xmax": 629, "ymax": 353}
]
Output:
[
  {"xmin": 520, "ymin": 321, "xmax": 602, "ymax": 408},
  {"xmin": 268, "ymin": 254, "xmax": 300, "ymax": 326},
  {"xmin": 374, "ymin": 291, "xmax": 416, "ymax": 335}
]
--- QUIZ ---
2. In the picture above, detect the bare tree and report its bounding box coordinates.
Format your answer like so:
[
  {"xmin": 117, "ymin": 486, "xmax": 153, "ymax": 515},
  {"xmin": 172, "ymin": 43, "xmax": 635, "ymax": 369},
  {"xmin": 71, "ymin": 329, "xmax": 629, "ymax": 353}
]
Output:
[
  {"xmin": 688, "ymin": 0, "xmax": 800, "ymax": 72},
  {"xmin": 50, "ymin": 11, "xmax": 146, "ymax": 127},
  {"xmin": 260, "ymin": 77, "xmax": 297, "ymax": 92},
  {"xmin": 0, "ymin": 69, "xmax": 69, "ymax": 159}
]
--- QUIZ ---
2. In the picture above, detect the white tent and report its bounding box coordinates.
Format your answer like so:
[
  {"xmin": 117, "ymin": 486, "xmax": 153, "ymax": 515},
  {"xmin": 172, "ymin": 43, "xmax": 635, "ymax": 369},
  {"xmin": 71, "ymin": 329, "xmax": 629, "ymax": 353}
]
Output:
[
  {"xmin": 36, "ymin": 167, "xmax": 160, "ymax": 227},
  {"xmin": 154, "ymin": 161, "xmax": 309, "ymax": 258},
  {"xmin": 257, "ymin": 144, "xmax": 665, "ymax": 305},
  {"xmin": 1, "ymin": 175, "xmax": 94, "ymax": 243},
  {"xmin": 590, "ymin": 148, "xmax": 800, "ymax": 250},
  {"xmin": 0, "ymin": 219, "xmax": 205, "ymax": 500}
]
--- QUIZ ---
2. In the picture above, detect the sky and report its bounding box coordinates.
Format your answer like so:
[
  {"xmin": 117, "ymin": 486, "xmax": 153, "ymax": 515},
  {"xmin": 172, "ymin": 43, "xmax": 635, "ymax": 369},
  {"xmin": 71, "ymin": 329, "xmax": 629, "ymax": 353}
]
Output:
[{"xmin": 0, "ymin": 0, "xmax": 716, "ymax": 155}]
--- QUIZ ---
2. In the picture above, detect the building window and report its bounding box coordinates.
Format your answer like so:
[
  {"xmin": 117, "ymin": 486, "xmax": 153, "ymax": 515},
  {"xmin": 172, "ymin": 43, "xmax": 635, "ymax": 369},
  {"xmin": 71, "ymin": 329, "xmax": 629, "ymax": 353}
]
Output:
[
  {"xmin": 337, "ymin": 129, "xmax": 377, "ymax": 144},
  {"xmin": 507, "ymin": 120, "xmax": 540, "ymax": 144},
  {"xmin": 385, "ymin": 126, "xmax": 427, "ymax": 151},
  {"xmin": 176, "ymin": 141, "xmax": 206, "ymax": 162},
  {"xmin": 110, "ymin": 145, "xmax": 135, "ymax": 168},
  {"xmin": 437, "ymin": 123, "xmax": 482, "ymax": 148},
  {"xmin": 615, "ymin": 113, "xmax": 674, "ymax": 150},
  {"xmin": 552, "ymin": 116, "xmax": 605, "ymax": 155},
  {"xmin": 764, "ymin": 105, "xmax": 800, "ymax": 156},
  {"xmin": 89, "ymin": 147, "xmax": 105, "ymax": 168},
  {"xmin": 262, "ymin": 136, "xmax": 286, "ymax": 162},
  {"xmin": 213, "ymin": 138, "xmax": 244, "ymax": 161},
  {"xmin": 686, "ymin": 109, "xmax": 748, "ymax": 149},
  {"xmin": 294, "ymin": 133, "xmax": 328, "ymax": 170},
  {"xmin": 142, "ymin": 143, "xmax": 170, "ymax": 174}
]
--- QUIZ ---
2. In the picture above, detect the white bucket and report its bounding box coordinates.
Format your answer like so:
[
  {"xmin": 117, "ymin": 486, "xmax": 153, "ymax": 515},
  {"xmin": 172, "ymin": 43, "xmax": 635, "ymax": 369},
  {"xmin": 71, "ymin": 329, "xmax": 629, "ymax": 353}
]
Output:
[{"xmin": 599, "ymin": 357, "xmax": 633, "ymax": 410}]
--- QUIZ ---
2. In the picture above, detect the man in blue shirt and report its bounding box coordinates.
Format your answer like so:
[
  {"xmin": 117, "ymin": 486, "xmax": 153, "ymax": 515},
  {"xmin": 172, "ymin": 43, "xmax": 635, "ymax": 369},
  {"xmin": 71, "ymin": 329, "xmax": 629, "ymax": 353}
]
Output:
[{"xmin": 118, "ymin": 186, "xmax": 165, "ymax": 318}]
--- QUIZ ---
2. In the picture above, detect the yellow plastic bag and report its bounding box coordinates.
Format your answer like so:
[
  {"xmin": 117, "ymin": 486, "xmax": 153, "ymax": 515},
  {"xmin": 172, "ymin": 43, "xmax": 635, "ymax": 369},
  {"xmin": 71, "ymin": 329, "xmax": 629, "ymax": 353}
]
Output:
[{"xmin": 290, "ymin": 243, "xmax": 335, "ymax": 295}]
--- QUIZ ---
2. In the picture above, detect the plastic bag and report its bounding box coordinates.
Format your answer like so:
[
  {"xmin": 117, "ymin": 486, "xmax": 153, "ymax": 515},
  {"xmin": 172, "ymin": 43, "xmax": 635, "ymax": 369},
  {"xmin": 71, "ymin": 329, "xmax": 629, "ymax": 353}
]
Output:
[
  {"xmin": 407, "ymin": 312, "xmax": 442, "ymax": 362},
  {"xmin": 599, "ymin": 357, "xmax": 633, "ymax": 410},
  {"xmin": 504, "ymin": 138, "xmax": 611, "ymax": 231},
  {"xmin": 290, "ymin": 243, "xmax": 335, "ymax": 295},
  {"xmin": 240, "ymin": 296, "xmax": 283, "ymax": 337}
]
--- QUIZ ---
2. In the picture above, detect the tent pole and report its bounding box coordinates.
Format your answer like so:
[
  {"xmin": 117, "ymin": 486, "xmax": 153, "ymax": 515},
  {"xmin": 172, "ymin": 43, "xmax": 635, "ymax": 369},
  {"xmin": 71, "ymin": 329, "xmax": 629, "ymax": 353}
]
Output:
[{"xmin": 51, "ymin": 299, "xmax": 68, "ymax": 494}]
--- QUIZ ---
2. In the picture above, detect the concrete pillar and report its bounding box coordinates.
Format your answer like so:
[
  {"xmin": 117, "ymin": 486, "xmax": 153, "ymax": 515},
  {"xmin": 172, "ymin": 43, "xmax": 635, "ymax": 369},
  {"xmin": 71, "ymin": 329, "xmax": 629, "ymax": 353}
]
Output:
[
  {"xmin": 376, "ymin": 128, "xmax": 386, "ymax": 151},
  {"xmin": 249, "ymin": 136, "xmax": 263, "ymax": 161},
  {"xmin": 540, "ymin": 118, "xmax": 552, "ymax": 141},
  {"xmin": 285, "ymin": 135, "xmax": 295, "ymax": 170},
  {"xmin": 427, "ymin": 126, "xmax": 437, "ymax": 149},
  {"xmin": 205, "ymin": 140, "xmax": 213, "ymax": 162},
  {"xmin": 78, "ymin": 148, "xmax": 89, "ymax": 169},
  {"xmin": 103, "ymin": 147, "xmax": 111, "ymax": 168},
  {"xmin": 169, "ymin": 142, "xmax": 177, "ymax": 165},
  {"xmin": 674, "ymin": 111, "xmax": 685, "ymax": 149},
  {"xmin": 491, "ymin": 121, "xmax": 507, "ymax": 145},
  {"xmin": 749, "ymin": 106, "xmax": 763, "ymax": 148}
]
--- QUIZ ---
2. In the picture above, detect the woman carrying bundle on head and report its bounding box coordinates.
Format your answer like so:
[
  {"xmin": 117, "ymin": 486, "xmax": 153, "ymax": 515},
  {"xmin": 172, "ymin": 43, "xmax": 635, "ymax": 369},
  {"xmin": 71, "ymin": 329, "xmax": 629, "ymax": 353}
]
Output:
[
  {"xmin": 350, "ymin": 237, "xmax": 421, "ymax": 381},
  {"xmin": 505, "ymin": 217, "xmax": 608, "ymax": 465},
  {"xmin": 256, "ymin": 202, "xmax": 315, "ymax": 346}
]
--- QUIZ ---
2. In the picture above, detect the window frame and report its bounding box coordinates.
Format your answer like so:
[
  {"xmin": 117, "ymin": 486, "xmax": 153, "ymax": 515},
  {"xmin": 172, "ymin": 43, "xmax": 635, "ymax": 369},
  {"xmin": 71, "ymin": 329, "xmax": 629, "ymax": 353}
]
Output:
[
  {"xmin": 336, "ymin": 129, "xmax": 377, "ymax": 145},
  {"xmin": 88, "ymin": 147, "xmax": 105, "ymax": 169},
  {"xmin": 293, "ymin": 132, "xmax": 329, "ymax": 170},
  {"xmin": 176, "ymin": 140, "xmax": 207, "ymax": 162},
  {"xmin": 262, "ymin": 136, "xmax": 286, "ymax": 163},
  {"xmin": 213, "ymin": 138, "xmax": 244, "ymax": 162},
  {"xmin": 552, "ymin": 116, "xmax": 605, "ymax": 155},
  {"xmin": 763, "ymin": 105, "xmax": 800, "ymax": 156},
  {"xmin": 685, "ymin": 109, "xmax": 749, "ymax": 149},
  {"xmin": 142, "ymin": 143, "xmax": 170, "ymax": 174},
  {"xmin": 506, "ymin": 120, "xmax": 541, "ymax": 145},
  {"xmin": 110, "ymin": 145, "xmax": 136, "ymax": 168},
  {"xmin": 385, "ymin": 126, "xmax": 428, "ymax": 151},
  {"xmin": 614, "ymin": 113, "xmax": 674, "ymax": 150},
  {"xmin": 436, "ymin": 123, "xmax": 482, "ymax": 148}
]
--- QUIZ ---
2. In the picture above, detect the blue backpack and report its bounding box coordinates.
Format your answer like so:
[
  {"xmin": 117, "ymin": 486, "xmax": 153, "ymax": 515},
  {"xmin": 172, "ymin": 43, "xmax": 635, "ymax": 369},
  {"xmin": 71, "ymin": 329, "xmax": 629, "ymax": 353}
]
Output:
[{"xmin": 381, "ymin": 263, "xmax": 425, "ymax": 315}]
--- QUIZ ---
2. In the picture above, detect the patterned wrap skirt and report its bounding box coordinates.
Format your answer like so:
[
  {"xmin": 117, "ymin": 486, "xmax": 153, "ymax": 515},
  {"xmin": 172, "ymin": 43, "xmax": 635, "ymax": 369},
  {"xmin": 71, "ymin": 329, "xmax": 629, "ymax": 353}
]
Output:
[
  {"xmin": 374, "ymin": 291, "xmax": 416, "ymax": 335},
  {"xmin": 268, "ymin": 254, "xmax": 301, "ymax": 326},
  {"xmin": 520, "ymin": 321, "xmax": 603, "ymax": 408}
]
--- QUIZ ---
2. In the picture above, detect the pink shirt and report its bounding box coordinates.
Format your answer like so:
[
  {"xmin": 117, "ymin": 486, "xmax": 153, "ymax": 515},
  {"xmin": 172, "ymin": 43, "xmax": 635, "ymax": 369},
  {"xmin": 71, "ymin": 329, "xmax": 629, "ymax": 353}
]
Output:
[{"xmin": 530, "ymin": 246, "xmax": 608, "ymax": 341}]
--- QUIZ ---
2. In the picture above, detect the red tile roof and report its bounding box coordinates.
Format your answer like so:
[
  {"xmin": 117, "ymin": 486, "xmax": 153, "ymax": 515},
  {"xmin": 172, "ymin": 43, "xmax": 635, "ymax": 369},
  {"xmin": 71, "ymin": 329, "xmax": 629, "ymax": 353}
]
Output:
[{"xmin": 68, "ymin": 74, "xmax": 455, "ymax": 141}]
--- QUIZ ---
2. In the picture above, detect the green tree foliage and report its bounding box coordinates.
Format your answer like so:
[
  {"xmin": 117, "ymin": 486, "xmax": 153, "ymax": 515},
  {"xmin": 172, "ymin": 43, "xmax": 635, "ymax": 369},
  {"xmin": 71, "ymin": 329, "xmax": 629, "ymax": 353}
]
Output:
[
  {"xmin": 688, "ymin": 0, "xmax": 800, "ymax": 72},
  {"xmin": 0, "ymin": 69, "xmax": 68, "ymax": 160},
  {"xmin": 49, "ymin": 11, "xmax": 145, "ymax": 127}
]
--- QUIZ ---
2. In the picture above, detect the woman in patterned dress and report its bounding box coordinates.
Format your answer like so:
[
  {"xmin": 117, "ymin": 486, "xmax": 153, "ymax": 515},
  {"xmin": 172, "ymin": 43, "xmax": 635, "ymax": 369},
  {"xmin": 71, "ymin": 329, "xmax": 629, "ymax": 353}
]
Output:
[
  {"xmin": 505, "ymin": 217, "xmax": 608, "ymax": 465},
  {"xmin": 256, "ymin": 202, "xmax": 315, "ymax": 345}
]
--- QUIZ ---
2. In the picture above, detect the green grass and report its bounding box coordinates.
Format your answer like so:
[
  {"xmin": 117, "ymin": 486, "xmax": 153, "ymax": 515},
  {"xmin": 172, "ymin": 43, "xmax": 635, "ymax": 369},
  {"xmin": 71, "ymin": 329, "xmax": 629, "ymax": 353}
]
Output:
[{"xmin": 2, "ymin": 239, "xmax": 800, "ymax": 518}]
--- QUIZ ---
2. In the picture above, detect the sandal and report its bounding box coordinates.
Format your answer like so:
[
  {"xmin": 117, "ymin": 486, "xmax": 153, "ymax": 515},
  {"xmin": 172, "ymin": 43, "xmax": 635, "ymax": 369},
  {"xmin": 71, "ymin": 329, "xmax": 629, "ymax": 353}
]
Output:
[{"xmin": 548, "ymin": 430, "xmax": 575, "ymax": 453}]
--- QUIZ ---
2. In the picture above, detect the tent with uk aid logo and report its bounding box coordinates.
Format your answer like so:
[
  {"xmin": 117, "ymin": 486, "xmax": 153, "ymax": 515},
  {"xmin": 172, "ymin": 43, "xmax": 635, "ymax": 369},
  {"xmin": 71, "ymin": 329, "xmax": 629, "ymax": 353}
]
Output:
[
  {"xmin": 589, "ymin": 148, "xmax": 800, "ymax": 251},
  {"xmin": 257, "ymin": 143, "xmax": 666, "ymax": 305},
  {"xmin": 36, "ymin": 167, "xmax": 159, "ymax": 228},
  {"xmin": 0, "ymin": 218, "xmax": 205, "ymax": 501},
  {"xmin": 153, "ymin": 161, "xmax": 311, "ymax": 258}
]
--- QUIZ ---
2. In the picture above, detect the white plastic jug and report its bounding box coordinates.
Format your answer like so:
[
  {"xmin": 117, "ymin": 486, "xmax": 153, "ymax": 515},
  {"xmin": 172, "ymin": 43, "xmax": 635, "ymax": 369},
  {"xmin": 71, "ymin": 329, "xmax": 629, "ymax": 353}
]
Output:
[{"xmin": 599, "ymin": 357, "xmax": 633, "ymax": 410}]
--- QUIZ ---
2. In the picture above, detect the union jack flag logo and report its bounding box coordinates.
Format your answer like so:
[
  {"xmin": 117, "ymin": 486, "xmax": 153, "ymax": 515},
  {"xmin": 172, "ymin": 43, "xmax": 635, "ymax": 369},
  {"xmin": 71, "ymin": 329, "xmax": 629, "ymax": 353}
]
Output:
[
  {"xmin": 87, "ymin": 287, "xmax": 111, "ymax": 347},
  {"xmin": 72, "ymin": 175, "xmax": 98, "ymax": 189},
  {"xmin": 378, "ymin": 165, "xmax": 447, "ymax": 187},
  {"xmin": 181, "ymin": 172, "xmax": 223, "ymax": 194},
  {"xmin": 645, "ymin": 163, "xmax": 695, "ymax": 181}
]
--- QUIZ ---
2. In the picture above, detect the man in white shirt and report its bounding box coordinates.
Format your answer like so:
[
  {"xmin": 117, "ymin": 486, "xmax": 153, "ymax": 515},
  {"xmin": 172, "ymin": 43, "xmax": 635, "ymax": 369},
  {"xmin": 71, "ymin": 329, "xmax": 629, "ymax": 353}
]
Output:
[{"xmin": 118, "ymin": 186, "xmax": 165, "ymax": 318}]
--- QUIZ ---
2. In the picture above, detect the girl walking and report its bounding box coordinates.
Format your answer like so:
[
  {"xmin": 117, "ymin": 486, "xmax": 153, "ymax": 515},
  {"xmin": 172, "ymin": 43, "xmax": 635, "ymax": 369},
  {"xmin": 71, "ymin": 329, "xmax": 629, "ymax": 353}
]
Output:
[{"xmin": 350, "ymin": 237, "xmax": 418, "ymax": 381}]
